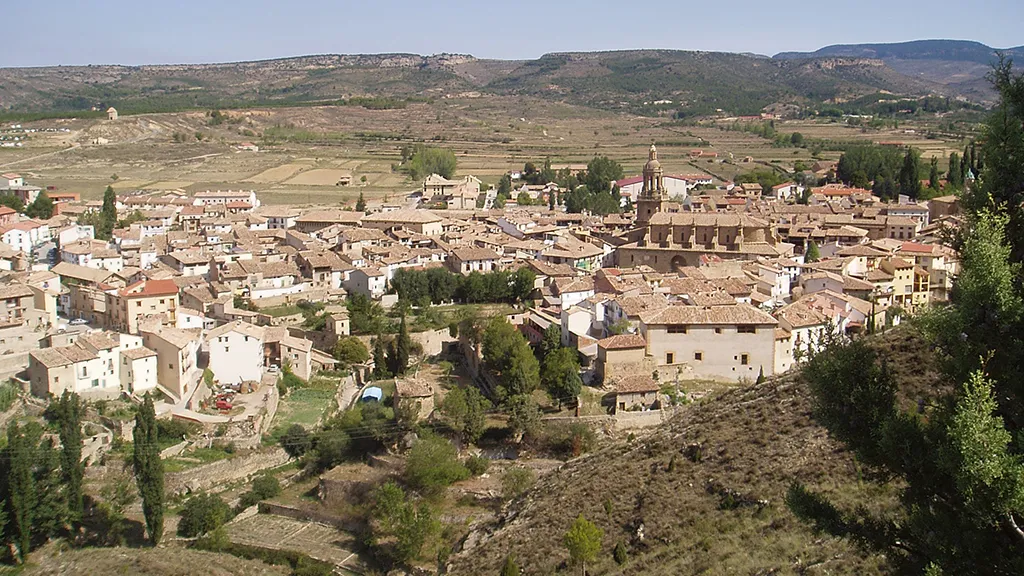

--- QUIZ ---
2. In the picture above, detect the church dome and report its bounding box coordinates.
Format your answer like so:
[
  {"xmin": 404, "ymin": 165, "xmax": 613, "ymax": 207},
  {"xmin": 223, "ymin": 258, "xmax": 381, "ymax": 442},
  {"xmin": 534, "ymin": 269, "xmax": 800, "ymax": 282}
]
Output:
[{"xmin": 644, "ymin": 144, "xmax": 662, "ymax": 171}]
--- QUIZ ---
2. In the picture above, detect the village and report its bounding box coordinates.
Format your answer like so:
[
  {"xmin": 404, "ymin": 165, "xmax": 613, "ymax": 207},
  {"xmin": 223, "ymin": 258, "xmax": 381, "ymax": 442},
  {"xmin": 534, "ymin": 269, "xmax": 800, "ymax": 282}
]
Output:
[{"xmin": 0, "ymin": 131, "xmax": 962, "ymax": 572}]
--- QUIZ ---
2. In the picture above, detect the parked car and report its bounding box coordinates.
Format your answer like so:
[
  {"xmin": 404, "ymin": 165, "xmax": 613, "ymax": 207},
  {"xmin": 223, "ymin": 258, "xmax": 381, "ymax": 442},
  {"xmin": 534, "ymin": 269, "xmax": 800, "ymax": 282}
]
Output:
[
  {"xmin": 215, "ymin": 399, "xmax": 233, "ymax": 411},
  {"xmin": 69, "ymin": 318, "xmax": 88, "ymax": 325}
]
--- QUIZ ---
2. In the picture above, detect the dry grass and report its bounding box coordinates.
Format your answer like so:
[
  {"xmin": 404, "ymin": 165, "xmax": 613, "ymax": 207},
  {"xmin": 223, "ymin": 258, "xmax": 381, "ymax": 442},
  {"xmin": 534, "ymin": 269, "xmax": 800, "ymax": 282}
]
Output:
[
  {"xmin": 447, "ymin": 327, "xmax": 940, "ymax": 575},
  {"xmin": 21, "ymin": 542, "xmax": 289, "ymax": 576}
]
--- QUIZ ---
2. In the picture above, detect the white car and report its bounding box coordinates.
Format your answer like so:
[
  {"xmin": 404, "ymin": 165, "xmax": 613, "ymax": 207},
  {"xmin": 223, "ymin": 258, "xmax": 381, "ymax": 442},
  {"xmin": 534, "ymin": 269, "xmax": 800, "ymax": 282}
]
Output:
[{"xmin": 69, "ymin": 318, "xmax": 88, "ymax": 325}]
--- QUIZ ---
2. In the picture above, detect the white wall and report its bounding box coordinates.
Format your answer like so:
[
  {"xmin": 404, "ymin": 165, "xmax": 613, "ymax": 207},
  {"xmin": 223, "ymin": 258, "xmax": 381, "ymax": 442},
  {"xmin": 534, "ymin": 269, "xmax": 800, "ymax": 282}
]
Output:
[{"xmin": 209, "ymin": 331, "xmax": 264, "ymax": 384}]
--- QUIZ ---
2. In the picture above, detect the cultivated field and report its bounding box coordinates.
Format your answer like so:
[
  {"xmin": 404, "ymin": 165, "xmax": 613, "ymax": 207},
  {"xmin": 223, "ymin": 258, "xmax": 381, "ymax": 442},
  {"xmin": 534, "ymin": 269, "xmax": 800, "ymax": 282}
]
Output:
[{"xmin": 0, "ymin": 96, "xmax": 969, "ymax": 205}]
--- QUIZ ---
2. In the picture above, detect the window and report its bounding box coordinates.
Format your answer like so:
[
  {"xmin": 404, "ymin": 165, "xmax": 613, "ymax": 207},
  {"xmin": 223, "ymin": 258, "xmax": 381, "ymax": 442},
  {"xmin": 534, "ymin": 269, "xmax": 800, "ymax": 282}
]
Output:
[
  {"xmin": 54, "ymin": 376, "xmax": 59, "ymax": 383},
  {"xmin": 694, "ymin": 352, "xmax": 703, "ymax": 361},
  {"xmin": 666, "ymin": 352, "xmax": 675, "ymax": 364},
  {"xmin": 136, "ymin": 301, "xmax": 142, "ymax": 307},
  {"xmin": 91, "ymin": 379, "xmax": 99, "ymax": 387},
  {"xmin": 667, "ymin": 325, "xmax": 687, "ymax": 334},
  {"xmin": 737, "ymin": 325, "xmax": 756, "ymax": 334},
  {"xmin": 741, "ymin": 354, "xmax": 749, "ymax": 365},
  {"xmin": 715, "ymin": 327, "xmax": 722, "ymax": 334}
]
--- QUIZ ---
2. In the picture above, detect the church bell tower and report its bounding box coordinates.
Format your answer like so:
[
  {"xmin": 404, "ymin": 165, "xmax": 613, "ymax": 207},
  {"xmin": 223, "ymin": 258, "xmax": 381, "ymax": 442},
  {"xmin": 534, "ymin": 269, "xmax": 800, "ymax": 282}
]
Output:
[{"xmin": 636, "ymin": 144, "xmax": 667, "ymax": 226}]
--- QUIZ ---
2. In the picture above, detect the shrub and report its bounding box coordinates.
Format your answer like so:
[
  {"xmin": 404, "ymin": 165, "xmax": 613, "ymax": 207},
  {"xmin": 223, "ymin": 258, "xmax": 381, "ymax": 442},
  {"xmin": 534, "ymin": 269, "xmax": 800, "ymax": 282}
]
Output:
[
  {"xmin": 614, "ymin": 541, "xmax": 629, "ymax": 565},
  {"xmin": 279, "ymin": 424, "xmax": 311, "ymax": 458},
  {"xmin": 238, "ymin": 474, "xmax": 281, "ymax": 509},
  {"xmin": 404, "ymin": 435, "xmax": 470, "ymax": 493},
  {"xmin": 501, "ymin": 466, "xmax": 536, "ymax": 499},
  {"xmin": 178, "ymin": 493, "xmax": 233, "ymax": 537},
  {"xmin": 158, "ymin": 419, "xmax": 198, "ymax": 444},
  {"xmin": 465, "ymin": 454, "xmax": 490, "ymax": 476}
]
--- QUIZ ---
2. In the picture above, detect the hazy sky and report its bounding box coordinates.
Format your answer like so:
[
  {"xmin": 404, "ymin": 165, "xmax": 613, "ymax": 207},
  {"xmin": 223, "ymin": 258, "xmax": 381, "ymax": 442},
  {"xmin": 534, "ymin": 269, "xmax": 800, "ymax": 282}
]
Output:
[{"xmin": 4, "ymin": 0, "xmax": 1023, "ymax": 67}]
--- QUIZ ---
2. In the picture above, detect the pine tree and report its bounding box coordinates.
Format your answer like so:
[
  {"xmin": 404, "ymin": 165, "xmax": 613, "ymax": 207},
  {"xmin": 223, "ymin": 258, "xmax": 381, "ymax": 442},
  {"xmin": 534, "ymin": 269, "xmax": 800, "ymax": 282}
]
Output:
[
  {"xmin": 54, "ymin": 390, "xmax": 84, "ymax": 522},
  {"xmin": 133, "ymin": 394, "xmax": 164, "ymax": 545},
  {"xmin": 564, "ymin": 514, "xmax": 603, "ymax": 576},
  {"xmin": 356, "ymin": 191, "xmax": 366, "ymax": 212},
  {"xmin": 24, "ymin": 192, "xmax": 54, "ymax": 219},
  {"xmin": 6, "ymin": 422, "xmax": 35, "ymax": 560},
  {"xmin": 755, "ymin": 366, "xmax": 765, "ymax": 385},
  {"xmin": 928, "ymin": 156, "xmax": 941, "ymax": 192}
]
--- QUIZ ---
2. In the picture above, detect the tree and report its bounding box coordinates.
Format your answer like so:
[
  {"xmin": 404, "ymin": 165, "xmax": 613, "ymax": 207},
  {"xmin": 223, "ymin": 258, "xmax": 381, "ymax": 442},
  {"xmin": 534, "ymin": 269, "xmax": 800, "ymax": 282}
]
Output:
[
  {"xmin": 804, "ymin": 241, "xmax": 820, "ymax": 263},
  {"xmin": 790, "ymin": 132, "xmax": 805, "ymax": 147},
  {"xmin": 928, "ymin": 156, "xmax": 941, "ymax": 193},
  {"xmin": 24, "ymin": 192, "xmax": 53, "ymax": 219},
  {"xmin": 497, "ymin": 174, "xmax": 512, "ymax": 197},
  {"xmin": 898, "ymin": 147, "xmax": 922, "ymax": 199},
  {"xmin": 516, "ymin": 190, "xmax": 533, "ymax": 206},
  {"xmin": 439, "ymin": 386, "xmax": 489, "ymax": 444},
  {"xmin": 948, "ymin": 152, "xmax": 963, "ymax": 189},
  {"xmin": 372, "ymin": 335, "xmax": 391, "ymax": 380},
  {"xmin": 0, "ymin": 194, "xmax": 24, "ymax": 212},
  {"xmin": 53, "ymin": 391, "xmax": 84, "ymax": 522},
  {"xmin": 541, "ymin": 347, "xmax": 583, "ymax": 409},
  {"xmin": 370, "ymin": 482, "xmax": 439, "ymax": 566},
  {"xmin": 482, "ymin": 318, "xmax": 540, "ymax": 398},
  {"xmin": 387, "ymin": 315, "xmax": 412, "ymax": 376},
  {"xmin": 279, "ymin": 424, "xmax": 312, "ymax": 458},
  {"xmin": 6, "ymin": 422, "xmax": 35, "ymax": 560},
  {"xmin": 501, "ymin": 553, "xmax": 521, "ymax": 576},
  {"xmin": 177, "ymin": 493, "xmax": 232, "ymax": 537},
  {"xmin": 100, "ymin": 185, "xmax": 117, "ymax": 239},
  {"xmin": 564, "ymin": 514, "xmax": 603, "ymax": 575},
  {"xmin": 540, "ymin": 324, "xmax": 562, "ymax": 360},
  {"xmin": 405, "ymin": 145, "xmax": 457, "ymax": 180},
  {"xmin": 404, "ymin": 435, "xmax": 469, "ymax": 494},
  {"xmin": 505, "ymin": 394, "xmax": 541, "ymax": 443},
  {"xmin": 133, "ymin": 394, "xmax": 164, "ymax": 545},
  {"xmin": 583, "ymin": 156, "xmax": 624, "ymax": 194},
  {"xmin": 755, "ymin": 366, "xmax": 765, "ymax": 385},
  {"xmin": 333, "ymin": 336, "xmax": 369, "ymax": 369},
  {"xmin": 511, "ymin": 268, "xmax": 535, "ymax": 303},
  {"xmin": 355, "ymin": 191, "xmax": 366, "ymax": 212}
]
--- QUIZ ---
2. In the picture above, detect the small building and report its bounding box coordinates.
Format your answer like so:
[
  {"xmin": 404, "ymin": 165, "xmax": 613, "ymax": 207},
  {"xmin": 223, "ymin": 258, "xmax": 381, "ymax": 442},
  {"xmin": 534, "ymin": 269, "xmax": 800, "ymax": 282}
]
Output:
[
  {"xmin": 107, "ymin": 107, "xmax": 118, "ymax": 121},
  {"xmin": 612, "ymin": 374, "xmax": 660, "ymax": 413},
  {"xmin": 395, "ymin": 378, "xmax": 435, "ymax": 421}
]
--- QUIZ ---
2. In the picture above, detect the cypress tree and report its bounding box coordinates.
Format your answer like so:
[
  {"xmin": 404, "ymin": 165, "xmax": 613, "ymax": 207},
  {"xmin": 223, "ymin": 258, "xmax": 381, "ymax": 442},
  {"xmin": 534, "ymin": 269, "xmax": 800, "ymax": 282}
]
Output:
[
  {"xmin": 928, "ymin": 157, "xmax": 941, "ymax": 192},
  {"xmin": 356, "ymin": 191, "xmax": 366, "ymax": 212},
  {"xmin": 372, "ymin": 335, "xmax": 391, "ymax": 380},
  {"xmin": 54, "ymin": 391, "xmax": 84, "ymax": 522},
  {"xmin": 805, "ymin": 241, "xmax": 821, "ymax": 263},
  {"xmin": 948, "ymin": 152, "xmax": 962, "ymax": 188},
  {"xmin": 898, "ymin": 147, "xmax": 922, "ymax": 199},
  {"xmin": 388, "ymin": 315, "xmax": 412, "ymax": 376},
  {"xmin": 500, "ymin": 553, "xmax": 521, "ymax": 576},
  {"xmin": 6, "ymin": 422, "xmax": 35, "ymax": 560},
  {"xmin": 133, "ymin": 394, "xmax": 164, "ymax": 545}
]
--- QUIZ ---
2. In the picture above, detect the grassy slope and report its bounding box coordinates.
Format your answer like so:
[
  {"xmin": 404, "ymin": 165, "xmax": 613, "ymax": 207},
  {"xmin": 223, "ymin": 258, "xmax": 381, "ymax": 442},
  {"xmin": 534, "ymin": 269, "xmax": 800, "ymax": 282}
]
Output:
[{"xmin": 447, "ymin": 328, "xmax": 940, "ymax": 575}]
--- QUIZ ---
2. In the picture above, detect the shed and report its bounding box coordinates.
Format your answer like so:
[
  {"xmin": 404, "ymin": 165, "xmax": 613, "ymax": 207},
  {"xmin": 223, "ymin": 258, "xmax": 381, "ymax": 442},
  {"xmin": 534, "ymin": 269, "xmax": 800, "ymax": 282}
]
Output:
[
  {"xmin": 107, "ymin": 107, "xmax": 118, "ymax": 121},
  {"xmin": 361, "ymin": 386, "xmax": 383, "ymax": 403}
]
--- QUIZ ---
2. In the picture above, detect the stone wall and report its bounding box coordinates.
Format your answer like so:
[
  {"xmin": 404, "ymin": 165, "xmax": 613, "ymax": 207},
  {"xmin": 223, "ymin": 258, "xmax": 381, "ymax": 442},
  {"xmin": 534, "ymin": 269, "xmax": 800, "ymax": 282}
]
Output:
[
  {"xmin": 257, "ymin": 501, "xmax": 362, "ymax": 533},
  {"xmin": 166, "ymin": 447, "xmax": 291, "ymax": 496}
]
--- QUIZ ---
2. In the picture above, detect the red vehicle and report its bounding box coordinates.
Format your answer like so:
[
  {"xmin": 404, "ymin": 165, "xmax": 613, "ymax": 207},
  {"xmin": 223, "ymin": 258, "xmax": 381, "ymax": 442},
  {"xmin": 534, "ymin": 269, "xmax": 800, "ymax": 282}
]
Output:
[{"xmin": 215, "ymin": 399, "xmax": 233, "ymax": 411}]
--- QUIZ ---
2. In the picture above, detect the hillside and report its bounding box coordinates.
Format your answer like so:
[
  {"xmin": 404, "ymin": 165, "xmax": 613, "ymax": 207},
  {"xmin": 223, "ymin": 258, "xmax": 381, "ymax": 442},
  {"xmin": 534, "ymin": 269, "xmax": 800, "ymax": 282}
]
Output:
[
  {"xmin": 447, "ymin": 327, "xmax": 943, "ymax": 575},
  {"xmin": 775, "ymin": 40, "xmax": 1024, "ymax": 102},
  {"xmin": 0, "ymin": 48, "xmax": 961, "ymax": 117}
]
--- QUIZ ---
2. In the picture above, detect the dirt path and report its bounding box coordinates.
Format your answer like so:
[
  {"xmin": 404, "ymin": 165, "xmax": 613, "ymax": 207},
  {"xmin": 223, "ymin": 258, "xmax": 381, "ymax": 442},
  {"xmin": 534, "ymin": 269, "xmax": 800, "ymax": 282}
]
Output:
[{"xmin": 0, "ymin": 143, "xmax": 80, "ymax": 168}]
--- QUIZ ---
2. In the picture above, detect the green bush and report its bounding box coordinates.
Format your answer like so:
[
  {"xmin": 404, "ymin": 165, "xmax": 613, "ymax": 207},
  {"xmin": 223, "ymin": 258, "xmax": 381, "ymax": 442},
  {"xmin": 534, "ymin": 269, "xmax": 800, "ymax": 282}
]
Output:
[
  {"xmin": 158, "ymin": 419, "xmax": 198, "ymax": 444},
  {"xmin": 614, "ymin": 541, "xmax": 629, "ymax": 564},
  {"xmin": 0, "ymin": 381, "xmax": 19, "ymax": 411},
  {"xmin": 404, "ymin": 435, "xmax": 469, "ymax": 493},
  {"xmin": 178, "ymin": 493, "xmax": 233, "ymax": 537},
  {"xmin": 238, "ymin": 474, "xmax": 282, "ymax": 509},
  {"xmin": 279, "ymin": 424, "xmax": 312, "ymax": 458},
  {"xmin": 465, "ymin": 454, "xmax": 490, "ymax": 476},
  {"xmin": 501, "ymin": 466, "xmax": 536, "ymax": 500}
]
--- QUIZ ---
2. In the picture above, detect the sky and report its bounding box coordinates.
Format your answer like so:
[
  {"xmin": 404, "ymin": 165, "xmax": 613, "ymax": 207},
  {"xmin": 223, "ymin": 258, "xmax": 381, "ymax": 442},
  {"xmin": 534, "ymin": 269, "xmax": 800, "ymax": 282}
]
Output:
[{"xmin": 4, "ymin": 0, "xmax": 1023, "ymax": 67}]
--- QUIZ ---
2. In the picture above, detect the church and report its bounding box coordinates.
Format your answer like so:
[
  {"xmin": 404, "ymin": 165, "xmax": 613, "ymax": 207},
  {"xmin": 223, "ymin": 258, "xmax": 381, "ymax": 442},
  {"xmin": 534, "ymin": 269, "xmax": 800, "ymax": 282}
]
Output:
[{"xmin": 617, "ymin": 145, "xmax": 792, "ymax": 271}]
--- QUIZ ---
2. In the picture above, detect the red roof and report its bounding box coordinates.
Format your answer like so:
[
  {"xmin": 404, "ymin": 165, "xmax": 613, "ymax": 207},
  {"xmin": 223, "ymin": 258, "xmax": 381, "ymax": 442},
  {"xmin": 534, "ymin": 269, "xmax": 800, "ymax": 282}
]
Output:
[
  {"xmin": 615, "ymin": 176, "xmax": 643, "ymax": 187},
  {"xmin": 0, "ymin": 207, "xmax": 16, "ymax": 216},
  {"xmin": 119, "ymin": 279, "xmax": 179, "ymax": 298},
  {"xmin": 226, "ymin": 201, "xmax": 252, "ymax": 209},
  {"xmin": 900, "ymin": 242, "xmax": 935, "ymax": 254}
]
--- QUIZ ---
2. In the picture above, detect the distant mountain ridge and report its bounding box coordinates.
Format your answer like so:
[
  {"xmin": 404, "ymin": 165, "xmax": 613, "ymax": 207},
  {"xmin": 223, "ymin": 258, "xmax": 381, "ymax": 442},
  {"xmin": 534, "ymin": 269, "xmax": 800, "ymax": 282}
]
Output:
[
  {"xmin": 0, "ymin": 40, "xmax": 1014, "ymax": 117},
  {"xmin": 774, "ymin": 39, "xmax": 1024, "ymax": 63},
  {"xmin": 775, "ymin": 40, "xmax": 1024, "ymax": 101}
]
